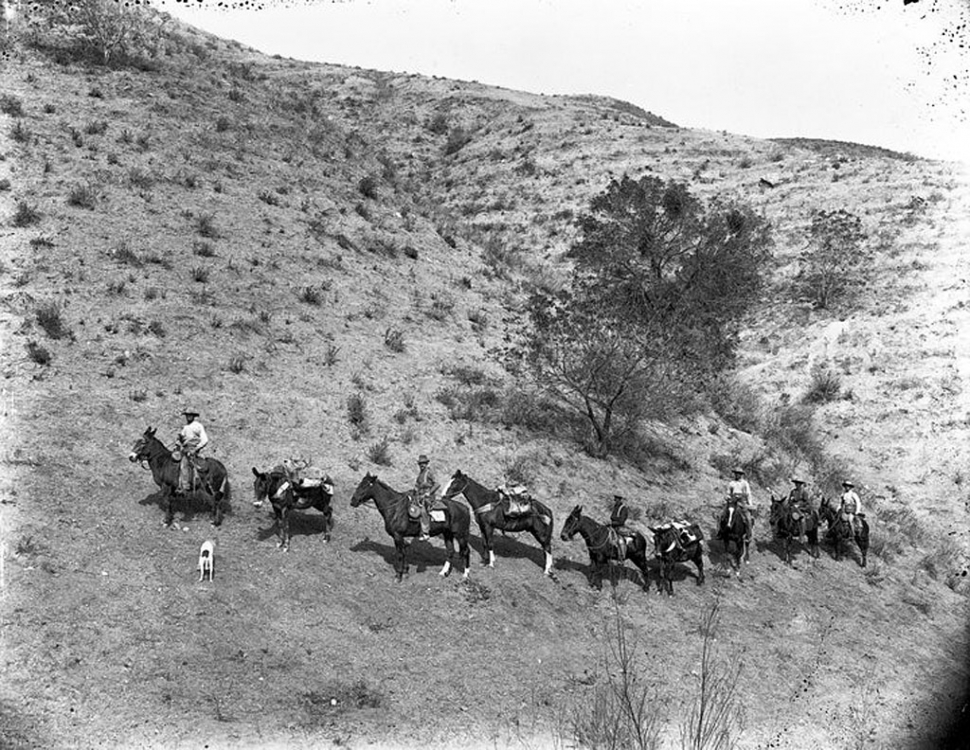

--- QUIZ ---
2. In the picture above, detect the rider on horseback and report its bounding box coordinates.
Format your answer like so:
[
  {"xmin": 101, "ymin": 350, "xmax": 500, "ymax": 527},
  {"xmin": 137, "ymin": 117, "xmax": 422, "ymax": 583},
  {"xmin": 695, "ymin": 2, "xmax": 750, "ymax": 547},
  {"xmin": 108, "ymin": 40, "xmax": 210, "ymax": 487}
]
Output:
[
  {"xmin": 609, "ymin": 494, "xmax": 631, "ymax": 557},
  {"xmin": 414, "ymin": 454, "xmax": 439, "ymax": 541},
  {"xmin": 787, "ymin": 477, "xmax": 815, "ymax": 539},
  {"xmin": 721, "ymin": 468, "xmax": 753, "ymax": 543},
  {"xmin": 176, "ymin": 408, "xmax": 208, "ymax": 496},
  {"xmin": 839, "ymin": 480, "xmax": 863, "ymax": 536}
]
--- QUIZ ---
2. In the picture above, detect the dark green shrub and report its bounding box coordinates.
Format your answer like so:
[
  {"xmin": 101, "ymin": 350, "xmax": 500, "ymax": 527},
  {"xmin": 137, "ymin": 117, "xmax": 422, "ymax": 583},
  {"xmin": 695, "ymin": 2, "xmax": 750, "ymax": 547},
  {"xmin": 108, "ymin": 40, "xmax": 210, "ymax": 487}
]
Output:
[
  {"xmin": 357, "ymin": 175, "xmax": 379, "ymax": 199},
  {"xmin": 804, "ymin": 362, "xmax": 842, "ymax": 403},
  {"xmin": 67, "ymin": 184, "xmax": 98, "ymax": 209},
  {"xmin": 25, "ymin": 341, "xmax": 51, "ymax": 366},
  {"xmin": 383, "ymin": 327, "xmax": 406, "ymax": 353},
  {"xmin": 367, "ymin": 436, "xmax": 392, "ymax": 466}
]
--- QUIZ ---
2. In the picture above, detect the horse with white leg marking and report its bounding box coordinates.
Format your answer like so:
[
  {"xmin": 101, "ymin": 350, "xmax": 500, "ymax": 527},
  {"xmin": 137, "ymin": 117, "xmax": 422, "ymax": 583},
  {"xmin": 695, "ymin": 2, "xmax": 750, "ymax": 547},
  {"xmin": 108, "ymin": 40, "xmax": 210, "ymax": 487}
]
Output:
[
  {"xmin": 441, "ymin": 470, "xmax": 554, "ymax": 575},
  {"xmin": 350, "ymin": 473, "xmax": 470, "ymax": 581}
]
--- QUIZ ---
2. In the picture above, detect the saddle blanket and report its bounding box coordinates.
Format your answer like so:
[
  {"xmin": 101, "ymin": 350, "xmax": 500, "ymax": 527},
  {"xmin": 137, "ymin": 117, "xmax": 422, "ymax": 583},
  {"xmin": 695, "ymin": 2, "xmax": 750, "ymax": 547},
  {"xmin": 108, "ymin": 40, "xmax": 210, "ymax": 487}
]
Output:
[{"xmin": 430, "ymin": 509, "xmax": 446, "ymax": 524}]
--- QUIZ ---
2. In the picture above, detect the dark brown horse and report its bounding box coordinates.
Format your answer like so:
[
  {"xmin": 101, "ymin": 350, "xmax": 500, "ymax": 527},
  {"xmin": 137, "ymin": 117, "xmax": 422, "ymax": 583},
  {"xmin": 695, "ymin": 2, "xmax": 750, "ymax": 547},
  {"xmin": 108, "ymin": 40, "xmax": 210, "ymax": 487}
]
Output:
[
  {"xmin": 560, "ymin": 505, "xmax": 650, "ymax": 591},
  {"xmin": 441, "ymin": 470, "xmax": 554, "ymax": 575},
  {"xmin": 819, "ymin": 496, "xmax": 869, "ymax": 567},
  {"xmin": 349, "ymin": 473, "xmax": 470, "ymax": 581},
  {"xmin": 715, "ymin": 497, "xmax": 751, "ymax": 573},
  {"xmin": 252, "ymin": 467, "xmax": 334, "ymax": 551},
  {"xmin": 769, "ymin": 493, "xmax": 820, "ymax": 565},
  {"xmin": 649, "ymin": 523, "xmax": 705, "ymax": 596},
  {"xmin": 128, "ymin": 426, "xmax": 229, "ymax": 527}
]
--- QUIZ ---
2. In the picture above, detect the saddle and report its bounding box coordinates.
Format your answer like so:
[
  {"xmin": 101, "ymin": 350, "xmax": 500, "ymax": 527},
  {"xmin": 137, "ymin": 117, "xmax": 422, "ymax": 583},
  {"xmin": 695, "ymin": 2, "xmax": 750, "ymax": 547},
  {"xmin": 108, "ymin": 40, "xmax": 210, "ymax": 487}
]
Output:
[
  {"xmin": 408, "ymin": 492, "xmax": 442, "ymax": 519},
  {"xmin": 607, "ymin": 527, "xmax": 630, "ymax": 559},
  {"xmin": 499, "ymin": 487, "xmax": 533, "ymax": 517},
  {"xmin": 657, "ymin": 520, "xmax": 701, "ymax": 550}
]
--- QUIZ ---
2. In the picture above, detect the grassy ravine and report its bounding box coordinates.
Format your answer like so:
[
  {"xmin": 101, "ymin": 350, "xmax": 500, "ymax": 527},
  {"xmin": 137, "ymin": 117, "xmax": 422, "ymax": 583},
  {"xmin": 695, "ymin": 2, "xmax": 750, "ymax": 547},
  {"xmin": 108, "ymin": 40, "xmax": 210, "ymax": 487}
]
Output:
[{"xmin": 0, "ymin": 18, "xmax": 968, "ymax": 750}]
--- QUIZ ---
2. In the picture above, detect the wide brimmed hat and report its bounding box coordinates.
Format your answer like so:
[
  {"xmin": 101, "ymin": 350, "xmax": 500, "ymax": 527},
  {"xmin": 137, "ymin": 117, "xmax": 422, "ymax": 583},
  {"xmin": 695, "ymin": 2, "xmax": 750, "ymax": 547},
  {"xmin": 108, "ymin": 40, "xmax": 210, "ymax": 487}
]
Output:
[
  {"xmin": 417, "ymin": 454, "xmax": 430, "ymax": 464},
  {"xmin": 842, "ymin": 480, "xmax": 854, "ymax": 488},
  {"xmin": 613, "ymin": 494, "xmax": 625, "ymax": 501},
  {"xmin": 791, "ymin": 477, "xmax": 805, "ymax": 484},
  {"xmin": 732, "ymin": 467, "xmax": 745, "ymax": 475},
  {"xmin": 182, "ymin": 408, "xmax": 200, "ymax": 417}
]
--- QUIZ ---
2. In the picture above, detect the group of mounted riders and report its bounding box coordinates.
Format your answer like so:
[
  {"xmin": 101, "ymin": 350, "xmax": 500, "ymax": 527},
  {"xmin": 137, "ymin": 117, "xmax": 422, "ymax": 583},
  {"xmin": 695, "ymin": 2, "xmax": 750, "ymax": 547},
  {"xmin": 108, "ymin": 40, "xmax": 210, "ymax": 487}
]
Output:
[{"xmin": 134, "ymin": 411, "xmax": 869, "ymax": 578}]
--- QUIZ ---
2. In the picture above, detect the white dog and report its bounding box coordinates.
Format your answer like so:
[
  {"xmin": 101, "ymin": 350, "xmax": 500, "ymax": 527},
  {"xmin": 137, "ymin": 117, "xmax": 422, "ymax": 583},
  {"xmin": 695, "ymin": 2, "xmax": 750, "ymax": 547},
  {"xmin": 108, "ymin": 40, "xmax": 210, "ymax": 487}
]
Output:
[{"xmin": 198, "ymin": 540, "xmax": 215, "ymax": 582}]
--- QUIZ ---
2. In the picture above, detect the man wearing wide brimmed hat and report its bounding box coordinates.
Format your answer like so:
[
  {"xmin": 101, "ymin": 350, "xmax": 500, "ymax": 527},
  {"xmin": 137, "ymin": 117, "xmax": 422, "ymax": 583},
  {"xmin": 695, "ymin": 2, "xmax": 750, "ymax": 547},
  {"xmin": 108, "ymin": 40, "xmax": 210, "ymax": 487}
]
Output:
[
  {"xmin": 176, "ymin": 408, "xmax": 209, "ymax": 495},
  {"xmin": 787, "ymin": 476, "xmax": 814, "ymax": 513},
  {"xmin": 414, "ymin": 454, "xmax": 439, "ymax": 541},
  {"xmin": 839, "ymin": 479, "xmax": 863, "ymax": 536},
  {"xmin": 720, "ymin": 467, "xmax": 754, "ymax": 543}
]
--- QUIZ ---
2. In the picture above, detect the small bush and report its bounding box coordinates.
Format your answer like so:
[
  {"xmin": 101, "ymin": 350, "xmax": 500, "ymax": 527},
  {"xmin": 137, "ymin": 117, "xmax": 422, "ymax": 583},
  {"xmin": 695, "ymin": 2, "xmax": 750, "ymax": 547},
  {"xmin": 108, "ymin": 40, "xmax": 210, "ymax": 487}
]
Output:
[
  {"xmin": 804, "ymin": 362, "xmax": 842, "ymax": 403},
  {"xmin": 191, "ymin": 266, "xmax": 210, "ymax": 283},
  {"xmin": 299, "ymin": 286, "xmax": 323, "ymax": 306},
  {"xmin": 215, "ymin": 116, "xmax": 232, "ymax": 132},
  {"xmin": 347, "ymin": 392, "xmax": 368, "ymax": 431},
  {"xmin": 35, "ymin": 302, "xmax": 69, "ymax": 340},
  {"xmin": 228, "ymin": 355, "xmax": 247, "ymax": 373},
  {"xmin": 12, "ymin": 200, "xmax": 41, "ymax": 227},
  {"xmin": 113, "ymin": 242, "xmax": 142, "ymax": 267},
  {"xmin": 426, "ymin": 113, "xmax": 449, "ymax": 135},
  {"xmin": 128, "ymin": 168, "xmax": 154, "ymax": 190},
  {"xmin": 444, "ymin": 127, "xmax": 472, "ymax": 155},
  {"xmin": 324, "ymin": 343, "xmax": 340, "ymax": 367},
  {"xmin": 356, "ymin": 174, "xmax": 379, "ymax": 201},
  {"xmin": 257, "ymin": 190, "xmax": 279, "ymax": 206},
  {"xmin": 0, "ymin": 95, "xmax": 23, "ymax": 116},
  {"xmin": 147, "ymin": 321, "xmax": 166, "ymax": 338},
  {"xmin": 193, "ymin": 241, "xmax": 216, "ymax": 257},
  {"xmin": 10, "ymin": 121, "xmax": 30, "ymax": 143},
  {"xmin": 196, "ymin": 213, "xmax": 219, "ymax": 238},
  {"xmin": 84, "ymin": 120, "xmax": 108, "ymax": 136},
  {"xmin": 383, "ymin": 326, "xmax": 406, "ymax": 353},
  {"xmin": 67, "ymin": 184, "xmax": 98, "ymax": 209},
  {"xmin": 25, "ymin": 341, "xmax": 51, "ymax": 366},
  {"xmin": 367, "ymin": 436, "xmax": 392, "ymax": 466},
  {"xmin": 467, "ymin": 309, "xmax": 489, "ymax": 333},
  {"xmin": 427, "ymin": 290, "xmax": 455, "ymax": 321}
]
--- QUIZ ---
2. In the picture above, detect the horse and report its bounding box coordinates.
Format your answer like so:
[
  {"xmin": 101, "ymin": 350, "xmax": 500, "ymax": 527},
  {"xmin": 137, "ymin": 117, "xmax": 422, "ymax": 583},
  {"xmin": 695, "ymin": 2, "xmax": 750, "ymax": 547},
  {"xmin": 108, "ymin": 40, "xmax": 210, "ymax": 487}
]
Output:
[
  {"xmin": 440, "ymin": 470, "xmax": 554, "ymax": 575},
  {"xmin": 251, "ymin": 466, "xmax": 334, "ymax": 551},
  {"xmin": 349, "ymin": 473, "xmax": 470, "ymax": 581},
  {"xmin": 128, "ymin": 426, "xmax": 229, "ymax": 527},
  {"xmin": 769, "ymin": 493, "xmax": 820, "ymax": 565},
  {"xmin": 819, "ymin": 496, "xmax": 869, "ymax": 567},
  {"xmin": 559, "ymin": 505, "xmax": 650, "ymax": 591},
  {"xmin": 649, "ymin": 523, "xmax": 705, "ymax": 596},
  {"xmin": 715, "ymin": 497, "xmax": 751, "ymax": 573}
]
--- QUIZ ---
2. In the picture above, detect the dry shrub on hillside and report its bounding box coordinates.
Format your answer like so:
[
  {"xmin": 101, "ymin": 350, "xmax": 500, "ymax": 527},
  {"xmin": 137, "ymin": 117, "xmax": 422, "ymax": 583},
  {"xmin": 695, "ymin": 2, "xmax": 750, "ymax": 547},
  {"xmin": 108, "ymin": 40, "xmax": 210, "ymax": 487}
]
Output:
[
  {"xmin": 0, "ymin": 94, "xmax": 23, "ymax": 117},
  {"xmin": 25, "ymin": 341, "xmax": 51, "ymax": 367},
  {"xmin": 804, "ymin": 361, "xmax": 842, "ymax": 404},
  {"xmin": 12, "ymin": 200, "xmax": 41, "ymax": 227},
  {"xmin": 367, "ymin": 436, "xmax": 392, "ymax": 466},
  {"xmin": 565, "ymin": 607, "xmax": 664, "ymax": 750},
  {"xmin": 9, "ymin": 121, "xmax": 31, "ymax": 144},
  {"xmin": 67, "ymin": 183, "xmax": 99, "ymax": 210},
  {"xmin": 34, "ymin": 302, "xmax": 70, "ymax": 340},
  {"xmin": 347, "ymin": 393, "xmax": 369, "ymax": 438}
]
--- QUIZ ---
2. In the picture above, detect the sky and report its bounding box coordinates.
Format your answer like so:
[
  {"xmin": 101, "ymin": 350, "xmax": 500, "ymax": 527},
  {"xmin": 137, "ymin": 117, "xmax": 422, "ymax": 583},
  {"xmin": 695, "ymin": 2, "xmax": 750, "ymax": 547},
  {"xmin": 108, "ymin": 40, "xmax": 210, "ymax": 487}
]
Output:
[{"xmin": 163, "ymin": 0, "xmax": 970, "ymax": 163}]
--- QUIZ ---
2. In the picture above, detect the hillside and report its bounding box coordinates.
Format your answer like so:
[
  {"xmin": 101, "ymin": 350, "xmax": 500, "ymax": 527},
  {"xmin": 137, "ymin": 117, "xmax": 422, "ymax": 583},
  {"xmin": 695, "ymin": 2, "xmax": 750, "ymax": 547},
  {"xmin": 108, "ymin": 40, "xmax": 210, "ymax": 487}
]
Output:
[{"xmin": 1, "ymin": 15, "xmax": 968, "ymax": 750}]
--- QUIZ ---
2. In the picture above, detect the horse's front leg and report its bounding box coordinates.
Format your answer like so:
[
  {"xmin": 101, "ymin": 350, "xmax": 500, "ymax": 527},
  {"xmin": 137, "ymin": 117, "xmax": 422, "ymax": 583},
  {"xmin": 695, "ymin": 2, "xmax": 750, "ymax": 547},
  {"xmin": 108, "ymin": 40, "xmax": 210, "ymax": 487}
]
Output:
[
  {"xmin": 279, "ymin": 507, "xmax": 291, "ymax": 552},
  {"xmin": 694, "ymin": 552, "xmax": 705, "ymax": 586},
  {"xmin": 322, "ymin": 504, "xmax": 333, "ymax": 542},
  {"xmin": 162, "ymin": 488, "xmax": 175, "ymax": 527},
  {"xmin": 395, "ymin": 538, "xmax": 408, "ymax": 581},
  {"xmin": 439, "ymin": 532, "xmax": 455, "ymax": 577},
  {"xmin": 479, "ymin": 523, "xmax": 495, "ymax": 567},
  {"xmin": 211, "ymin": 488, "xmax": 223, "ymax": 527}
]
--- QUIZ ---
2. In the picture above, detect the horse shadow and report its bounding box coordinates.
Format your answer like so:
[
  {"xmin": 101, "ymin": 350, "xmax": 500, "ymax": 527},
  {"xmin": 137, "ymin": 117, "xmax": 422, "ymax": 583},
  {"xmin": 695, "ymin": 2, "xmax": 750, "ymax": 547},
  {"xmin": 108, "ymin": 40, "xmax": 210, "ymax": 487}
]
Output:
[
  {"xmin": 476, "ymin": 533, "xmax": 549, "ymax": 570},
  {"xmin": 349, "ymin": 537, "xmax": 451, "ymax": 574},
  {"xmin": 254, "ymin": 510, "xmax": 331, "ymax": 544},
  {"xmin": 553, "ymin": 555, "xmax": 649, "ymax": 590},
  {"xmin": 138, "ymin": 490, "xmax": 233, "ymax": 524}
]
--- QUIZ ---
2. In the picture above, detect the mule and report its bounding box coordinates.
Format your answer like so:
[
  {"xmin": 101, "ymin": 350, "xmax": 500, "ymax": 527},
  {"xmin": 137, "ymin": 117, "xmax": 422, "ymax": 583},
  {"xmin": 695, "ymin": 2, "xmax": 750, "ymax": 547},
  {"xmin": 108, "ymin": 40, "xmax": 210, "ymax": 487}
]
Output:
[
  {"xmin": 819, "ymin": 496, "xmax": 869, "ymax": 567},
  {"xmin": 769, "ymin": 493, "xmax": 819, "ymax": 565},
  {"xmin": 128, "ymin": 426, "xmax": 229, "ymax": 527},
  {"xmin": 559, "ymin": 505, "xmax": 650, "ymax": 591},
  {"xmin": 349, "ymin": 473, "xmax": 470, "ymax": 581},
  {"xmin": 715, "ymin": 497, "xmax": 751, "ymax": 573},
  {"xmin": 441, "ymin": 470, "xmax": 554, "ymax": 575},
  {"xmin": 649, "ymin": 523, "xmax": 705, "ymax": 596},
  {"xmin": 251, "ymin": 466, "xmax": 334, "ymax": 551}
]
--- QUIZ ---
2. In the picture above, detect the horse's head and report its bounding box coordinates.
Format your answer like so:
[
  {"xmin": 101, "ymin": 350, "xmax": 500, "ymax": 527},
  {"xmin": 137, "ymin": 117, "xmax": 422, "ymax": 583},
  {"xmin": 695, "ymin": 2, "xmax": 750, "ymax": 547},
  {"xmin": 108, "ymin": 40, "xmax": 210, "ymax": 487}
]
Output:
[
  {"xmin": 560, "ymin": 504, "xmax": 583, "ymax": 541},
  {"xmin": 441, "ymin": 470, "xmax": 467, "ymax": 500},
  {"xmin": 252, "ymin": 467, "xmax": 277, "ymax": 508},
  {"xmin": 350, "ymin": 473, "xmax": 378, "ymax": 508},
  {"xmin": 128, "ymin": 426, "xmax": 158, "ymax": 463}
]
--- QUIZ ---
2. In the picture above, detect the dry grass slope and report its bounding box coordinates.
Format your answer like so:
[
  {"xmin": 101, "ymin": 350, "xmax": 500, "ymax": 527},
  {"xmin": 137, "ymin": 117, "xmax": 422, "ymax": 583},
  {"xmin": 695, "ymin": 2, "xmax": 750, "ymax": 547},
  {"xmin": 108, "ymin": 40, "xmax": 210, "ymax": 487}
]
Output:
[{"xmin": 0, "ymin": 15, "xmax": 967, "ymax": 750}]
